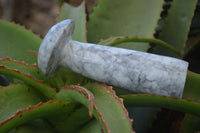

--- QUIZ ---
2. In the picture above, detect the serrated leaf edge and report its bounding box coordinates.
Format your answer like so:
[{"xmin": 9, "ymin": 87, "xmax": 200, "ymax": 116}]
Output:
[
  {"xmin": 67, "ymin": 84, "xmax": 94, "ymax": 117},
  {"xmin": 99, "ymin": 36, "xmax": 181, "ymax": 56},
  {"xmin": 121, "ymin": 94, "xmax": 200, "ymax": 117},
  {"xmin": 0, "ymin": 66, "xmax": 56, "ymax": 99}
]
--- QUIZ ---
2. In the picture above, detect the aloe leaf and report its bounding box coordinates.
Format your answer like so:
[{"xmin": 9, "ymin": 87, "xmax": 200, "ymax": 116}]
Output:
[
  {"xmin": 153, "ymin": 0, "xmax": 197, "ymax": 58},
  {"xmin": 0, "ymin": 21, "xmax": 41, "ymax": 64},
  {"xmin": 58, "ymin": 67, "xmax": 89, "ymax": 86},
  {"xmin": 55, "ymin": 86, "xmax": 96, "ymax": 132},
  {"xmin": 56, "ymin": 85, "xmax": 94, "ymax": 117},
  {"xmin": 0, "ymin": 58, "xmax": 64, "ymax": 90},
  {"xmin": 0, "ymin": 101, "xmax": 74, "ymax": 133},
  {"xmin": 0, "ymin": 84, "xmax": 44, "ymax": 123},
  {"xmin": 85, "ymin": 83, "xmax": 134, "ymax": 133},
  {"xmin": 55, "ymin": 106, "xmax": 91, "ymax": 132},
  {"xmin": 99, "ymin": 36, "xmax": 181, "ymax": 56},
  {"xmin": 56, "ymin": 86, "xmax": 104, "ymax": 131},
  {"xmin": 183, "ymin": 71, "xmax": 200, "ymax": 102},
  {"xmin": 87, "ymin": 0, "xmax": 164, "ymax": 51},
  {"xmin": 56, "ymin": 83, "xmax": 134, "ymax": 133},
  {"xmin": 0, "ymin": 66, "xmax": 56, "ymax": 100},
  {"xmin": 9, "ymin": 119, "xmax": 54, "ymax": 133},
  {"xmin": 0, "ymin": 58, "xmax": 39, "ymax": 77},
  {"xmin": 56, "ymin": 86, "xmax": 108, "ymax": 132},
  {"xmin": 57, "ymin": 1, "xmax": 87, "ymax": 42},
  {"xmin": 78, "ymin": 120, "xmax": 102, "ymax": 133},
  {"xmin": 121, "ymin": 94, "xmax": 200, "ymax": 116}
]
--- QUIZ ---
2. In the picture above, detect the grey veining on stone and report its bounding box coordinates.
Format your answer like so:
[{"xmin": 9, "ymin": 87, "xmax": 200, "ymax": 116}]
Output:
[
  {"xmin": 61, "ymin": 41, "xmax": 188, "ymax": 98},
  {"xmin": 38, "ymin": 19, "xmax": 189, "ymax": 98},
  {"xmin": 38, "ymin": 19, "xmax": 74, "ymax": 76}
]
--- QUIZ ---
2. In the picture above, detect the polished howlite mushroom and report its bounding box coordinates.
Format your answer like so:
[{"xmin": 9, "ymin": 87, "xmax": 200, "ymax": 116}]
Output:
[{"xmin": 38, "ymin": 19, "xmax": 188, "ymax": 98}]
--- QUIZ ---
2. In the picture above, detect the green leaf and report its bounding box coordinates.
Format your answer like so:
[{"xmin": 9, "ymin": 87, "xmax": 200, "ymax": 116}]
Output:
[
  {"xmin": 57, "ymin": 1, "xmax": 87, "ymax": 42},
  {"xmin": 78, "ymin": 120, "xmax": 102, "ymax": 133},
  {"xmin": 55, "ymin": 106, "xmax": 91, "ymax": 132},
  {"xmin": 121, "ymin": 94, "xmax": 200, "ymax": 117},
  {"xmin": 9, "ymin": 119, "xmax": 54, "ymax": 133},
  {"xmin": 0, "ymin": 66, "xmax": 56, "ymax": 100},
  {"xmin": 0, "ymin": 21, "xmax": 41, "ymax": 64},
  {"xmin": 183, "ymin": 71, "xmax": 200, "ymax": 102},
  {"xmin": 56, "ymin": 83, "xmax": 134, "ymax": 133},
  {"xmin": 87, "ymin": 0, "xmax": 164, "ymax": 51},
  {"xmin": 57, "ymin": 67, "xmax": 89, "ymax": 86},
  {"xmin": 0, "ymin": 58, "xmax": 64, "ymax": 90},
  {"xmin": 99, "ymin": 36, "xmax": 181, "ymax": 56},
  {"xmin": 85, "ymin": 83, "xmax": 134, "ymax": 133},
  {"xmin": 56, "ymin": 86, "xmax": 102, "ymax": 132},
  {"xmin": 0, "ymin": 101, "xmax": 74, "ymax": 133},
  {"xmin": 0, "ymin": 84, "xmax": 44, "ymax": 123},
  {"xmin": 56, "ymin": 85, "xmax": 94, "ymax": 117},
  {"xmin": 153, "ymin": 0, "xmax": 197, "ymax": 58}
]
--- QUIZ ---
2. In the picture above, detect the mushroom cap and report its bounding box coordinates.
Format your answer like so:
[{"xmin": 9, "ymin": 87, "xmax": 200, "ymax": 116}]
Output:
[{"xmin": 38, "ymin": 19, "xmax": 74, "ymax": 77}]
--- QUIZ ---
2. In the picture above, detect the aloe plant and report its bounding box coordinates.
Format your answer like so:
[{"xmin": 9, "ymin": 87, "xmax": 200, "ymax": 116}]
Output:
[{"xmin": 0, "ymin": 0, "xmax": 200, "ymax": 132}]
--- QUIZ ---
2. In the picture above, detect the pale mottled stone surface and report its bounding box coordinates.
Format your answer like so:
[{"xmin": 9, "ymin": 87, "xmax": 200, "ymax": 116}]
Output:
[
  {"xmin": 38, "ymin": 19, "xmax": 188, "ymax": 98},
  {"xmin": 61, "ymin": 41, "xmax": 188, "ymax": 98},
  {"xmin": 38, "ymin": 20, "xmax": 74, "ymax": 76}
]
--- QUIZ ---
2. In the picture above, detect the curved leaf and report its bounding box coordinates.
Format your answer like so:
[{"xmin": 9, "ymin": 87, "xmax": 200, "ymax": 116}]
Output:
[
  {"xmin": 57, "ymin": 67, "xmax": 89, "ymax": 86},
  {"xmin": 87, "ymin": 0, "xmax": 164, "ymax": 51},
  {"xmin": 0, "ymin": 66, "xmax": 56, "ymax": 100},
  {"xmin": 0, "ymin": 21, "xmax": 41, "ymax": 64},
  {"xmin": 0, "ymin": 84, "xmax": 44, "ymax": 123},
  {"xmin": 183, "ymin": 71, "xmax": 200, "ymax": 102},
  {"xmin": 78, "ymin": 120, "xmax": 102, "ymax": 133},
  {"xmin": 0, "ymin": 58, "xmax": 64, "ymax": 90},
  {"xmin": 56, "ymin": 85, "xmax": 94, "ymax": 117},
  {"xmin": 153, "ymin": 0, "xmax": 197, "ymax": 58},
  {"xmin": 85, "ymin": 83, "xmax": 134, "ymax": 133},
  {"xmin": 55, "ymin": 106, "xmax": 91, "ymax": 132},
  {"xmin": 0, "ymin": 101, "xmax": 74, "ymax": 133},
  {"xmin": 121, "ymin": 94, "xmax": 200, "ymax": 116},
  {"xmin": 56, "ymin": 83, "xmax": 134, "ymax": 133},
  {"xmin": 10, "ymin": 119, "xmax": 54, "ymax": 133},
  {"xmin": 99, "ymin": 36, "xmax": 181, "ymax": 56}
]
